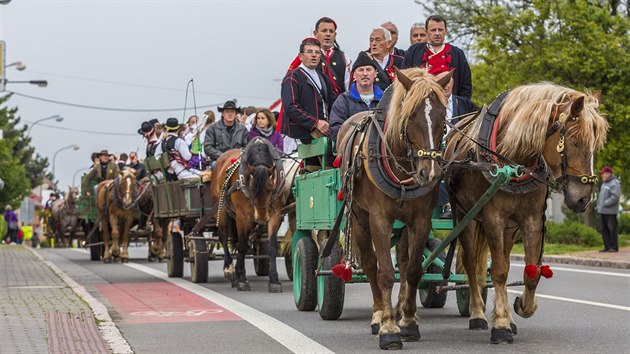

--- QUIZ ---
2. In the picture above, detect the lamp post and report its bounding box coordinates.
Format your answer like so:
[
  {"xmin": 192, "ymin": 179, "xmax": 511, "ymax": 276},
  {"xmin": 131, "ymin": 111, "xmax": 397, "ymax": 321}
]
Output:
[
  {"xmin": 27, "ymin": 115, "xmax": 63, "ymax": 136},
  {"xmin": 5, "ymin": 61, "xmax": 26, "ymax": 70},
  {"xmin": 52, "ymin": 144, "xmax": 80, "ymax": 187}
]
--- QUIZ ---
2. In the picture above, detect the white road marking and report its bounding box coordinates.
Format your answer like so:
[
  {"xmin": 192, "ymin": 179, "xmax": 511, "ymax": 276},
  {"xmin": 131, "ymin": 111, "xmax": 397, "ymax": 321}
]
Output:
[
  {"xmin": 506, "ymin": 289, "xmax": 630, "ymax": 312},
  {"xmin": 511, "ymin": 262, "xmax": 630, "ymax": 278},
  {"xmin": 125, "ymin": 263, "xmax": 334, "ymax": 354}
]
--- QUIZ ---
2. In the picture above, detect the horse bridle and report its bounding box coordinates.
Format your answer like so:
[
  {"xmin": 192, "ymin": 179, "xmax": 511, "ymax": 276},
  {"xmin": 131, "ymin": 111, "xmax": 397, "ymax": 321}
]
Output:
[{"xmin": 545, "ymin": 109, "xmax": 598, "ymax": 193}]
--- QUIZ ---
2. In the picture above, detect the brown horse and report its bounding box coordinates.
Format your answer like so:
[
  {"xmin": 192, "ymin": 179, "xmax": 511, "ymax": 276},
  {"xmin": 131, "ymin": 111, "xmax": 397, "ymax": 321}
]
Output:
[
  {"xmin": 210, "ymin": 137, "xmax": 288, "ymax": 292},
  {"xmin": 135, "ymin": 179, "xmax": 166, "ymax": 262},
  {"xmin": 96, "ymin": 169, "xmax": 138, "ymax": 263},
  {"xmin": 336, "ymin": 67, "xmax": 451, "ymax": 349},
  {"xmin": 50, "ymin": 186, "xmax": 80, "ymax": 247},
  {"xmin": 444, "ymin": 83, "xmax": 608, "ymax": 343}
]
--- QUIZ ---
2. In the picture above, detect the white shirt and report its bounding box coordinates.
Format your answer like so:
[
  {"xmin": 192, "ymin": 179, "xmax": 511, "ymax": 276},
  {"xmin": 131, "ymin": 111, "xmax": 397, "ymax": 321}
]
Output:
[
  {"xmin": 374, "ymin": 55, "xmax": 390, "ymax": 70},
  {"xmin": 299, "ymin": 64, "xmax": 322, "ymax": 90},
  {"xmin": 165, "ymin": 132, "xmax": 192, "ymax": 175}
]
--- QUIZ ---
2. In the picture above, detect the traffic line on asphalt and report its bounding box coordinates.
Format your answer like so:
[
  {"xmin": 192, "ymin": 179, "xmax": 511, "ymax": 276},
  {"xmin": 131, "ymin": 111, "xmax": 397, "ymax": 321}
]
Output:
[
  {"xmin": 125, "ymin": 263, "xmax": 334, "ymax": 354},
  {"xmin": 511, "ymin": 262, "xmax": 630, "ymax": 278},
  {"xmin": 506, "ymin": 289, "xmax": 630, "ymax": 312}
]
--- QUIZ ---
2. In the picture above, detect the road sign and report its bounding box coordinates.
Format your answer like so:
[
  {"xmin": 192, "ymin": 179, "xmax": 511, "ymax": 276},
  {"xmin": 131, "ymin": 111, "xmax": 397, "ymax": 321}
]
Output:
[{"xmin": 0, "ymin": 40, "xmax": 5, "ymax": 92}]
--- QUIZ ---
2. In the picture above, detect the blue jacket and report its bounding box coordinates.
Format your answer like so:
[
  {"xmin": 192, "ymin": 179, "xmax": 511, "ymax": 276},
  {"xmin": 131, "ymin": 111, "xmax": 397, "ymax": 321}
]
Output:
[{"xmin": 329, "ymin": 83, "xmax": 383, "ymax": 144}]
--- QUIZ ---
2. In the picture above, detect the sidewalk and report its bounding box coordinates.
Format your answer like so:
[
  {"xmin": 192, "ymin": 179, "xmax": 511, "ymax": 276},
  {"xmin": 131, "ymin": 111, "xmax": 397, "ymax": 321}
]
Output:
[
  {"xmin": 511, "ymin": 247, "xmax": 630, "ymax": 269},
  {"xmin": 0, "ymin": 245, "xmax": 125, "ymax": 354}
]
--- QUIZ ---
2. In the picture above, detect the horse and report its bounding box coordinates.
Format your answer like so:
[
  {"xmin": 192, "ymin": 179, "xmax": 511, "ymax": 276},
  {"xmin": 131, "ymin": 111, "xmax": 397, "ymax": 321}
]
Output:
[
  {"xmin": 444, "ymin": 83, "xmax": 608, "ymax": 343},
  {"xmin": 96, "ymin": 169, "xmax": 139, "ymax": 263},
  {"xmin": 336, "ymin": 67, "xmax": 452, "ymax": 349},
  {"xmin": 210, "ymin": 137, "xmax": 289, "ymax": 292},
  {"xmin": 50, "ymin": 186, "xmax": 80, "ymax": 248},
  {"xmin": 135, "ymin": 178, "xmax": 166, "ymax": 262}
]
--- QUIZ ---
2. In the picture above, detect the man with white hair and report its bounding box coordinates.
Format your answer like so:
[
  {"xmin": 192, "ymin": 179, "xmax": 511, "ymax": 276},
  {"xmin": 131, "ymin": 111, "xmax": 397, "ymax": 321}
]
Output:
[
  {"xmin": 368, "ymin": 27, "xmax": 404, "ymax": 92},
  {"xmin": 381, "ymin": 21, "xmax": 406, "ymax": 56}
]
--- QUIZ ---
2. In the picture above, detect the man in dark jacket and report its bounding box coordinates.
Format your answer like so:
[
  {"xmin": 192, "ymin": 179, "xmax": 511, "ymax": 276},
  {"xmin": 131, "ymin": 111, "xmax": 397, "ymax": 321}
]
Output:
[
  {"xmin": 281, "ymin": 38, "xmax": 336, "ymax": 144},
  {"xmin": 313, "ymin": 17, "xmax": 351, "ymax": 96},
  {"xmin": 597, "ymin": 166, "xmax": 622, "ymax": 252},
  {"xmin": 330, "ymin": 51, "xmax": 383, "ymax": 144},
  {"xmin": 82, "ymin": 149, "xmax": 120, "ymax": 198},
  {"xmin": 403, "ymin": 15, "xmax": 473, "ymax": 99},
  {"xmin": 204, "ymin": 100, "xmax": 249, "ymax": 165},
  {"xmin": 369, "ymin": 26, "xmax": 405, "ymax": 92}
]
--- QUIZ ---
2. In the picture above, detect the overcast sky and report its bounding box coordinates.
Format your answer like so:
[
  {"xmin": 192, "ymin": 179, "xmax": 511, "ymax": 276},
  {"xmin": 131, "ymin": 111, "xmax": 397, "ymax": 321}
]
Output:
[{"xmin": 1, "ymin": 0, "xmax": 429, "ymax": 190}]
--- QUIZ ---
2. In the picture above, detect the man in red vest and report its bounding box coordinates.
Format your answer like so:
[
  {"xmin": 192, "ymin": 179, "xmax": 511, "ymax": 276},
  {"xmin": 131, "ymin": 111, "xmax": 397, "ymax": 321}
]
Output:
[
  {"xmin": 313, "ymin": 17, "xmax": 351, "ymax": 97},
  {"xmin": 403, "ymin": 15, "xmax": 472, "ymax": 99}
]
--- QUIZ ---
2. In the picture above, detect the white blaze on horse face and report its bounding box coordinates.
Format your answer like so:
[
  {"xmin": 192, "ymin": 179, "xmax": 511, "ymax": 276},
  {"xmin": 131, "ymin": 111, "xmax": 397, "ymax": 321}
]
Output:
[
  {"xmin": 125, "ymin": 175, "xmax": 132, "ymax": 205},
  {"xmin": 424, "ymin": 98, "xmax": 437, "ymax": 180}
]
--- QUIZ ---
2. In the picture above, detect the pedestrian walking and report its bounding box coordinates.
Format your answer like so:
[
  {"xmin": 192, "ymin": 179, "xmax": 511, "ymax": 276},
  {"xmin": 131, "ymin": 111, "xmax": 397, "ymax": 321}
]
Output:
[
  {"xmin": 596, "ymin": 166, "xmax": 621, "ymax": 252},
  {"xmin": 4, "ymin": 205, "xmax": 19, "ymax": 244}
]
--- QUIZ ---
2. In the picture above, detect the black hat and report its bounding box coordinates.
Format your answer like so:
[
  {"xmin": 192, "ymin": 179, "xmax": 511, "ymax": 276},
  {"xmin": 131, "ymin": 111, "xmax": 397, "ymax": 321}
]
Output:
[
  {"xmin": 218, "ymin": 100, "xmax": 242, "ymax": 113},
  {"xmin": 164, "ymin": 117, "xmax": 182, "ymax": 131},
  {"xmin": 352, "ymin": 51, "xmax": 378, "ymax": 73},
  {"xmin": 137, "ymin": 121, "xmax": 154, "ymax": 135},
  {"xmin": 99, "ymin": 149, "xmax": 109, "ymax": 156},
  {"xmin": 149, "ymin": 118, "xmax": 160, "ymax": 126}
]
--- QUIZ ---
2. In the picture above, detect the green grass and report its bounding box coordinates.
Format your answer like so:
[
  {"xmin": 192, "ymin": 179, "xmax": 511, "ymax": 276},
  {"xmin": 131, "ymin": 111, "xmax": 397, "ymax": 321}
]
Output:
[{"xmin": 511, "ymin": 234, "xmax": 628, "ymax": 255}]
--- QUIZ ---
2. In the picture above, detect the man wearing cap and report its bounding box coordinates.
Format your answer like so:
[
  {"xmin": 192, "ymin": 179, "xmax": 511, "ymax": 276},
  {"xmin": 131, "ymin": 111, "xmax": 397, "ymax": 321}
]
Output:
[
  {"xmin": 368, "ymin": 26, "xmax": 405, "ymax": 92},
  {"xmin": 596, "ymin": 166, "xmax": 621, "ymax": 252},
  {"xmin": 403, "ymin": 15, "xmax": 472, "ymax": 98},
  {"xmin": 329, "ymin": 51, "xmax": 383, "ymax": 144},
  {"xmin": 138, "ymin": 121, "xmax": 162, "ymax": 159},
  {"xmin": 313, "ymin": 16, "xmax": 351, "ymax": 96},
  {"xmin": 281, "ymin": 37, "xmax": 336, "ymax": 144},
  {"xmin": 203, "ymin": 100, "xmax": 248, "ymax": 165},
  {"xmin": 82, "ymin": 149, "xmax": 120, "ymax": 198}
]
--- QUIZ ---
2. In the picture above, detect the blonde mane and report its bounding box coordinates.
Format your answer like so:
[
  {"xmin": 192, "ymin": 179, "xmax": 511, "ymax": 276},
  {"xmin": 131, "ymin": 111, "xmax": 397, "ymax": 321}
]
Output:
[
  {"xmin": 385, "ymin": 68, "xmax": 448, "ymax": 147},
  {"xmin": 465, "ymin": 82, "xmax": 608, "ymax": 163}
]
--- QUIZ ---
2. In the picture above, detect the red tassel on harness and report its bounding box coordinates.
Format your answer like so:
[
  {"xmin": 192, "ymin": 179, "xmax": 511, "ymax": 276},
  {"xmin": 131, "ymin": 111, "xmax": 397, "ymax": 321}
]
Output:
[
  {"xmin": 540, "ymin": 265, "xmax": 553, "ymax": 279},
  {"xmin": 336, "ymin": 190, "xmax": 344, "ymax": 201},
  {"xmin": 524, "ymin": 264, "xmax": 538, "ymax": 279},
  {"xmin": 230, "ymin": 158, "xmax": 237, "ymax": 164},
  {"xmin": 332, "ymin": 155, "xmax": 342, "ymax": 168},
  {"xmin": 299, "ymin": 161, "xmax": 304, "ymax": 168},
  {"xmin": 331, "ymin": 261, "xmax": 353, "ymax": 282}
]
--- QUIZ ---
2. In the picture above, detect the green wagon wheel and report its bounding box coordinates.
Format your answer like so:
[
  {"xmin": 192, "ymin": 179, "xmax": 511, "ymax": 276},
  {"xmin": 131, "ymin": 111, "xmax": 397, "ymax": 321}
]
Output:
[
  {"xmin": 293, "ymin": 236, "xmax": 318, "ymax": 311},
  {"xmin": 419, "ymin": 238, "xmax": 448, "ymax": 308}
]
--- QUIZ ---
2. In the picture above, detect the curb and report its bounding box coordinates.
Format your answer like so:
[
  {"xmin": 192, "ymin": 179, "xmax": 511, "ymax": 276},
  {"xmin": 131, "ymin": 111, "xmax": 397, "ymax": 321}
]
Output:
[
  {"xmin": 26, "ymin": 247, "xmax": 134, "ymax": 354},
  {"xmin": 510, "ymin": 254, "xmax": 630, "ymax": 269}
]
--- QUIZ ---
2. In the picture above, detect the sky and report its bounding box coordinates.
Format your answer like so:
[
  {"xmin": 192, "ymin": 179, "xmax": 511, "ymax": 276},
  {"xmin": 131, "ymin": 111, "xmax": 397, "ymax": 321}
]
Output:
[{"xmin": 0, "ymin": 0, "xmax": 428, "ymax": 190}]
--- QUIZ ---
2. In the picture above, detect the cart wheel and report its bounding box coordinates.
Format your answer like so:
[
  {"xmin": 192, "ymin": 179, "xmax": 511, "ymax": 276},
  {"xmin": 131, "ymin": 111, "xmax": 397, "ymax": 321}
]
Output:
[
  {"xmin": 419, "ymin": 238, "xmax": 448, "ymax": 308},
  {"xmin": 456, "ymin": 284, "xmax": 488, "ymax": 317},
  {"xmin": 318, "ymin": 242, "xmax": 345, "ymax": 320},
  {"xmin": 293, "ymin": 236, "xmax": 318, "ymax": 311},
  {"xmin": 254, "ymin": 240, "xmax": 270, "ymax": 276},
  {"xmin": 89, "ymin": 228, "xmax": 102, "ymax": 261},
  {"xmin": 167, "ymin": 232, "xmax": 184, "ymax": 277},
  {"xmin": 285, "ymin": 250, "xmax": 293, "ymax": 281},
  {"xmin": 189, "ymin": 238, "xmax": 208, "ymax": 283}
]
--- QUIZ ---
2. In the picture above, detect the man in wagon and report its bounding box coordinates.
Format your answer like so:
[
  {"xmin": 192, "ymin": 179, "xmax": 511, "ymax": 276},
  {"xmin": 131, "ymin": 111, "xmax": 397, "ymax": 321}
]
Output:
[
  {"xmin": 203, "ymin": 100, "xmax": 249, "ymax": 168},
  {"xmin": 82, "ymin": 149, "xmax": 120, "ymax": 199},
  {"xmin": 162, "ymin": 117, "xmax": 204, "ymax": 180}
]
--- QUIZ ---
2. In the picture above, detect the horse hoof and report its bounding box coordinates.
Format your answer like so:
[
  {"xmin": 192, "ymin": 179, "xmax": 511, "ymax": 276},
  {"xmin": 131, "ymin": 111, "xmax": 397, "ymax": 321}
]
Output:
[
  {"xmin": 511, "ymin": 323, "xmax": 518, "ymax": 335},
  {"xmin": 490, "ymin": 327, "xmax": 514, "ymax": 344},
  {"xmin": 400, "ymin": 325, "xmax": 421, "ymax": 342},
  {"xmin": 237, "ymin": 282, "xmax": 251, "ymax": 291},
  {"xmin": 268, "ymin": 282, "xmax": 283, "ymax": 293},
  {"xmin": 379, "ymin": 333, "xmax": 403, "ymax": 350},
  {"xmin": 469, "ymin": 318, "xmax": 488, "ymax": 330},
  {"xmin": 103, "ymin": 258, "xmax": 112, "ymax": 264},
  {"xmin": 371, "ymin": 323, "xmax": 380, "ymax": 335},
  {"xmin": 121, "ymin": 258, "xmax": 129, "ymax": 264},
  {"xmin": 513, "ymin": 296, "xmax": 533, "ymax": 318}
]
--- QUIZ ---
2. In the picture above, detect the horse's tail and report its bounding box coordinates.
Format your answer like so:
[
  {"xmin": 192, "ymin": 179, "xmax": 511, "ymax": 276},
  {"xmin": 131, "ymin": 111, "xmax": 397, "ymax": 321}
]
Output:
[{"xmin": 456, "ymin": 222, "xmax": 489, "ymax": 289}]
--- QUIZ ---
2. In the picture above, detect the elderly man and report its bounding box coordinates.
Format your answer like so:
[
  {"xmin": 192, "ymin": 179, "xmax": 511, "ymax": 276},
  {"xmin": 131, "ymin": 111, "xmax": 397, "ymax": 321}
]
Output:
[
  {"xmin": 381, "ymin": 21, "xmax": 406, "ymax": 56},
  {"xmin": 409, "ymin": 22, "xmax": 428, "ymax": 45},
  {"xmin": 281, "ymin": 37, "xmax": 336, "ymax": 144},
  {"xmin": 597, "ymin": 166, "xmax": 621, "ymax": 252},
  {"xmin": 330, "ymin": 51, "xmax": 383, "ymax": 144},
  {"xmin": 313, "ymin": 16, "xmax": 351, "ymax": 96},
  {"xmin": 203, "ymin": 100, "xmax": 248, "ymax": 165},
  {"xmin": 82, "ymin": 149, "xmax": 120, "ymax": 198},
  {"xmin": 369, "ymin": 27, "xmax": 404, "ymax": 92},
  {"xmin": 404, "ymin": 15, "xmax": 473, "ymax": 98}
]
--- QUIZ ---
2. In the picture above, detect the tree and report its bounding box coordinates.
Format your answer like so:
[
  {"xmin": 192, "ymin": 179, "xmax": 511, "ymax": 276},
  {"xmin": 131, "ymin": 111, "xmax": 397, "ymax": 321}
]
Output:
[{"xmin": 420, "ymin": 0, "xmax": 630, "ymax": 195}]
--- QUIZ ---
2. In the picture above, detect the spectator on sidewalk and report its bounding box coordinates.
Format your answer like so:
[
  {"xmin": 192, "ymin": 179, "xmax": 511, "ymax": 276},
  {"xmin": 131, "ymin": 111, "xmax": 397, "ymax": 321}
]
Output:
[
  {"xmin": 4, "ymin": 205, "xmax": 19, "ymax": 244},
  {"xmin": 596, "ymin": 166, "xmax": 621, "ymax": 252}
]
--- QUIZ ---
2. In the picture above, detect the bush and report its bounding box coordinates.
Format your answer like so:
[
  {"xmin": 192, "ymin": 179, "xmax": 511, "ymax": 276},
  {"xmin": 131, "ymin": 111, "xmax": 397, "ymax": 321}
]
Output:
[
  {"xmin": 619, "ymin": 213, "xmax": 630, "ymax": 235},
  {"xmin": 545, "ymin": 221, "xmax": 601, "ymax": 247}
]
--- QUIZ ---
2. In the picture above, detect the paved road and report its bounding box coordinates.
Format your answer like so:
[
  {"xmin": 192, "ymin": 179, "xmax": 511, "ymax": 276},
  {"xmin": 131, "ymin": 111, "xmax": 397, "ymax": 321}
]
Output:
[{"xmin": 41, "ymin": 246, "xmax": 630, "ymax": 353}]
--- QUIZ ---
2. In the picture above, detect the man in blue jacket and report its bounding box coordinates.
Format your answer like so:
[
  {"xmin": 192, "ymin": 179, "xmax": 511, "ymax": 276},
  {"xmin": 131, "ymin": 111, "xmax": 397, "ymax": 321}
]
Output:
[{"xmin": 330, "ymin": 51, "xmax": 383, "ymax": 145}]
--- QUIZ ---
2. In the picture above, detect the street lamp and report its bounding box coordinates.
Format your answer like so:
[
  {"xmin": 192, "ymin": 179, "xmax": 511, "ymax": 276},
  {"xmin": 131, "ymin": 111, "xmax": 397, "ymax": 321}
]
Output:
[
  {"xmin": 27, "ymin": 115, "xmax": 63, "ymax": 136},
  {"xmin": 5, "ymin": 61, "xmax": 26, "ymax": 70},
  {"xmin": 72, "ymin": 167, "xmax": 90, "ymax": 187},
  {"xmin": 52, "ymin": 144, "xmax": 80, "ymax": 186}
]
